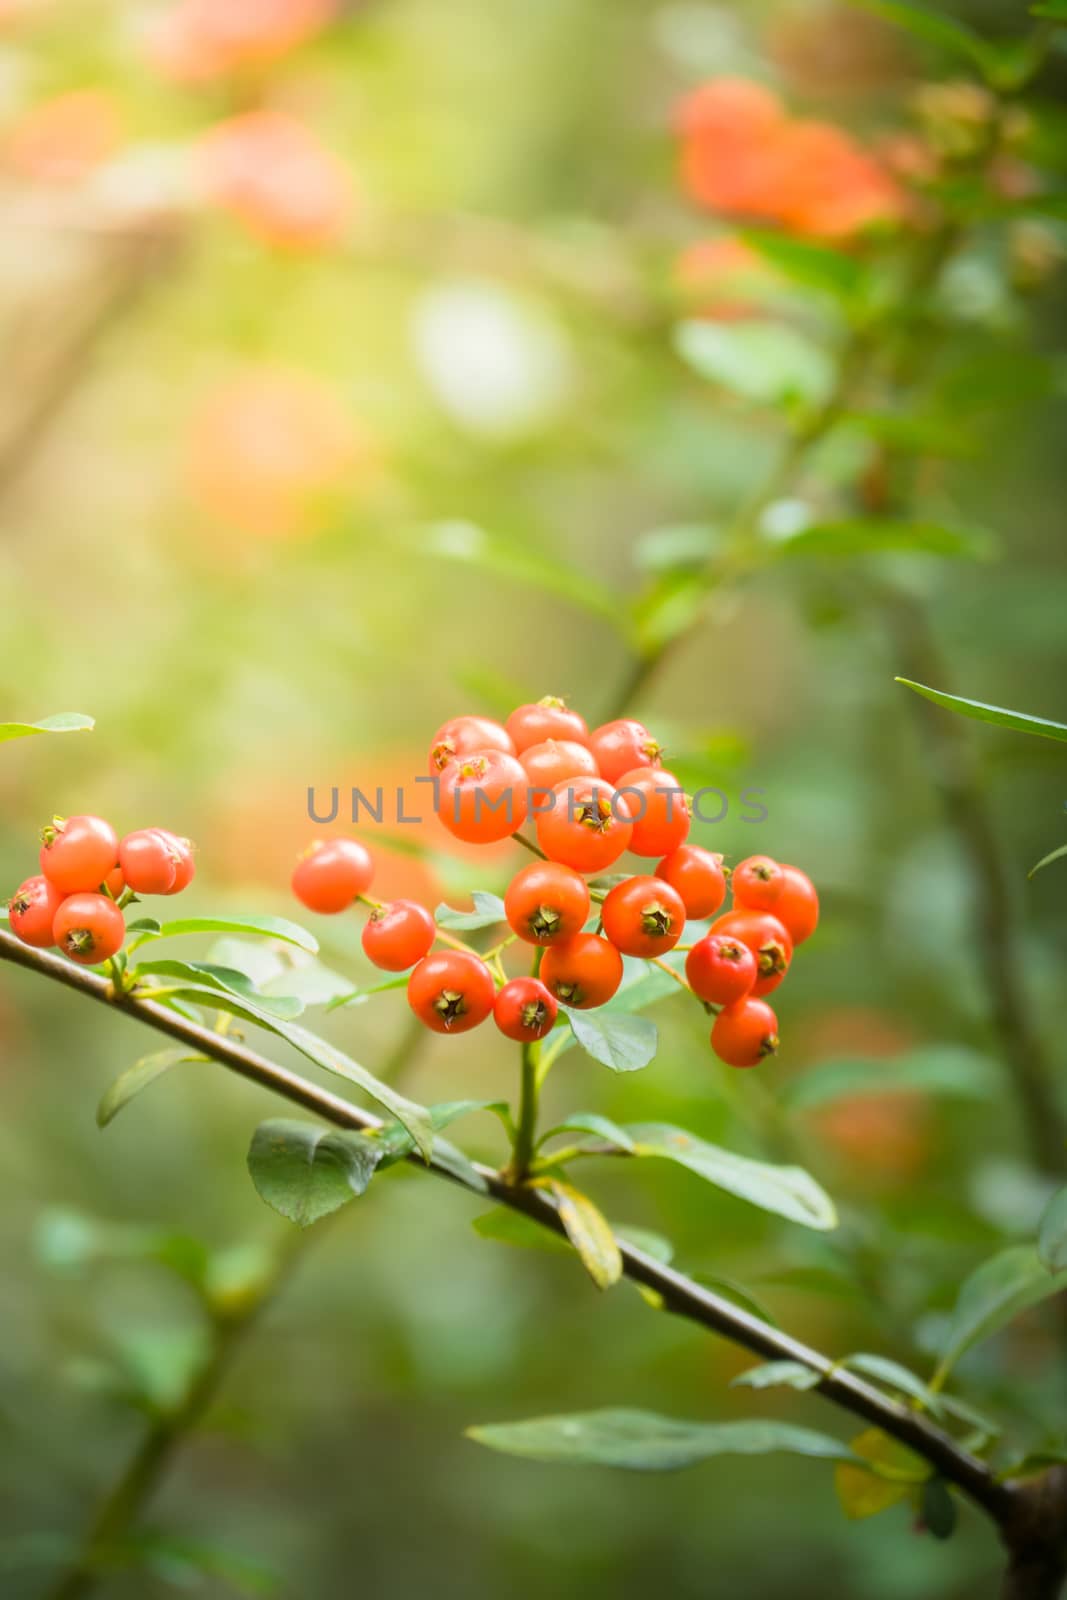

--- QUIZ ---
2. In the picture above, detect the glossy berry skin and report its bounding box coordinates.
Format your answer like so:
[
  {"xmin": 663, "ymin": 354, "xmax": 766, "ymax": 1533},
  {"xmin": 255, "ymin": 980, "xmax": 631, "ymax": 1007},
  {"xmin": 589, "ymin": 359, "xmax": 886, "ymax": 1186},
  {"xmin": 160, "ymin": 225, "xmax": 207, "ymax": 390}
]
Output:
[
  {"xmin": 601, "ymin": 875, "xmax": 686, "ymax": 958},
  {"xmin": 428, "ymin": 715, "xmax": 514, "ymax": 776},
  {"xmin": 437, "ymin": 750, "xmax": 528, "ymax": 844},
  {"xmin": 39, "ymin": 815, "xmax": 118, "ymax": 895},
  {"xmin": 536, "ymin": 778, "xmax": 634, "ymax": 874},
  {"xmin": 8, "ymin": 875, "xmax": 65, "ymax": 948},
  {"xmin": 53, "ymin": 892, "xmax": 126, "ymax": 965},
  {"xmin": 361, "ymin": 899, "xmax": 436, "ymax": 971},
  {"xmin": 711, "ymin": 998, "xmax": 780, "ymax": 1068},
  {"xmin": 655, "ymin": 845, "xmax": 726, "ymax": 920},
  {"xmin": 119, "ymin": 830, "xmax": 177, "ymax": 895},
  {"xmin": 504, "ymin": 860, "xmax": 590, "ymax": 945},
  {"xmin": 711, "ymin": 909, "xmax": 793, "ymax": 996},
  {"xmin": 614, "ymin": 766, "xmax": 690, "ymax": 857},
  {"xmin": 407, "ymin": 950, "xmax": 495, "ymax": 1034},
  {"xmin": 506, "ymin": 698, "xmax": 589, "ymax": 755},
  {"xmin": 103, "ymin": 866, "xmax": 125, "ymax": 898},
  {"xmin": 588, "ymin": 719, "xmax": 662, "ymax": 785},
  {"xmin": 520, "ymin": 739, "xmax": 598, "ymax": 803},
  {"xmin": 291, "ymin": 838, "xmax": 373, "ymax": 913},
  {"xmin": 775, "ymin": 864, "xmax": 819, "ymax": 945},
  {"xmin": 685, "ymin": 933, "xmax": 757, "ymax": 1006},
  {"xmin": 153, "ymin": 831, "xmax": 196, "ymax": 894},
  {"xmin": 731, "ymin": 855, "xmax": 785, "ymax": 912},
  {"xmin": 493, "ymin": 976, "xmax": 558, "ymax": 1042},
  {"xmin": 540, "ymin": 933, "xmax": 623, "ymax": 1009}
]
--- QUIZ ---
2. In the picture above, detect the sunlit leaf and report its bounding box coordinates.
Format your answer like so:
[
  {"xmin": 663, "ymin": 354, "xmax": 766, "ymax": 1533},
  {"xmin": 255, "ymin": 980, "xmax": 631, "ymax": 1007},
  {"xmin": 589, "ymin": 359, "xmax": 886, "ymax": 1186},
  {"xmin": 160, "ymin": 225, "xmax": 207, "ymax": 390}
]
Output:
[
  {"xmin": 0, "ymin": 713, "xmax": 95, "ymax": 743},
  {"xmin": 776, "ymin": 519, "xmax": 994, "ymax": 561},
  {"xmin": 934, "ymin": 1245, "xmax": 1067, "ymax": 1384},
  {"xmin": 1029, "ymin": 843, "xmax": 1067, "ymax": 880},
  {"xmin": 895, "ymin": 680, "xmax": 1067, "ymax": 743},
  {"xmin": 466, "ymin": 1410, "xmax": 856, "ymax": 1470},
  {"xmin": 247, "ymin": 1119, "xmax": 383, "ymax": 1226},
  {"xmin": 675, "ymin": 319, "xmax": 835, "ymax": 407},
  {"xmin": 632, "ymin": 523, "xmax": 721, "ymax": 574},
  {"xmin": 740, "ymin": 232, "xmax": 868, "ymax": 300},
  {"xmin": 625, "ymin": 1123, "xmax": 838, "ymax": 1231}
]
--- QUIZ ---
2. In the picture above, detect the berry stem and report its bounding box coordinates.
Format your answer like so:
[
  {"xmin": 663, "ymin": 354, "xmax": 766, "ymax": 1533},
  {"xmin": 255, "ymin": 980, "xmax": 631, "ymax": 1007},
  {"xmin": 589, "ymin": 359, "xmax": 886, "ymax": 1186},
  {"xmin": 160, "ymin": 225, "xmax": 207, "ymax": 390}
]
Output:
[
  {"xmin": 648, "ymin": 956, "xmax": 690, "ymax": 995},
  {"xmin": 511, "ymin": 832, "xmax": 547, "ymax": 860},
  {"xmin": 508, "ymin": 1038, "xmax": 541, "ymax": 1184}
]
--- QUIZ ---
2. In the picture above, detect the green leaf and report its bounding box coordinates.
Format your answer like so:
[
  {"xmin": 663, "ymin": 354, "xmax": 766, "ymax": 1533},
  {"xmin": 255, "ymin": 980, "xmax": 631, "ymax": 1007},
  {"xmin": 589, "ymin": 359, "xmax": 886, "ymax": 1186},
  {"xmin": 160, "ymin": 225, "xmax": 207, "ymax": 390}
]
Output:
[
  {"xmin": 472, "ymin": 1208, "xmax": 573, "ymax": 1255},
  {"xmin": 1030, "ymin": 843, "xmax": 1067, "ymax": 880},
  {"xmin": 0, "ymin": 713, "xmax": 94, "ymax": 743},
  {"xmin": 1031, "ymin": 0, "xmax": 1067, "ymax": 15},
  {"xmin": 921, "ymin": 1478, "xmax": 957, "ymax": 1541},
  {"xmin": 835, "ymin": 1427, "xmax": 927, "ymax": 1520},
  {"xmin": 691, "ymin": 1272, "xmax": 780, "ymax": 1326},
  {"xmin": 541, "ymin": 1178, "xmax": 622, "ymax": 1290},
  {"xmin": 129, "ymin": 914, "xmax": 319, "ymax": 955},
  {"xmin": 732, "ymin": 1360, "xmax": 820, "ymax": 1392},
  {"xmin": 466, "ymin": 1410, "xmax": 856, "ymax": 1471},
  {"xmin": 632, "ymin": 523, "xmax": 721, "ymax": 574},
  {"xmin": 625, "ymin": 1123, "xmax": 838, "ymax": 1231},
  {"xmin": 674, "ymin": 319, "xmax": 835, "ymax": 407},
  {"xmin": 97, "ymin": 1047, "xmax": 206, "ymax": 1128},
  {"xmin": 539, "ymin": 1112, "xmax": 636, "ymax": 1153},
  {"xmin": 434, "ymin": 891, "xmax": 507, "ymax": 930},
  {"xmin": 371, "ymin": 1099, "xmax": 499, "ymax": 1194},
  {"xmin": 934, "ymin": 1245, "xmax": 1067, "ymax": 1384},
  {"xmin": 563, "ymin": 1008, "xmax": 658, "ymax": 1073},
  {"xmin": 781, "ymin": 1046, "xmax": 1000, "ymax": 1110},
  {"xmin": 846, "ymin": 0, "xmax": 996, "ymax": 77},
  {"xmin": 131, "ymin": 960, "xmax": 305, "ymax": 1020},
  {"xmin": 776, "ymin": 519, "xmax": 994, "ymax": 561},
  {"xmin": 1038, "ymin": 1187, "xmax": 1067, "ymax": 1273},
  {"xmin": 895, "ymin": 680, "xmax": 1067, "ymax": 744},
  {"xmin": 740, "ymin": 231, "xmax": 867, "ymax": 300},
  {"xmin": 247, "ymin": 1119, "xmax": 383, "ymax": 1226},
  {"xmin": 842, "ymin": 1354, "xmax": 948, "ymax": 1418},
  {"xmin": 326, "ymin": 976, "xmax": 409, "ymax": 1011}
]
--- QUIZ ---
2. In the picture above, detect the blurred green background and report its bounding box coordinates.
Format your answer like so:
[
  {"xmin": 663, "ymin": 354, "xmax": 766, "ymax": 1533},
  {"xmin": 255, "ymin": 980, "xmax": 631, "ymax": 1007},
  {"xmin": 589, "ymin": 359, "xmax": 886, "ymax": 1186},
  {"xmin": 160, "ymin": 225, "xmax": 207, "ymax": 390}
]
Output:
[{"xmin": 0, "ymin": 0, "xmax": 1065, "ymax": 1596}]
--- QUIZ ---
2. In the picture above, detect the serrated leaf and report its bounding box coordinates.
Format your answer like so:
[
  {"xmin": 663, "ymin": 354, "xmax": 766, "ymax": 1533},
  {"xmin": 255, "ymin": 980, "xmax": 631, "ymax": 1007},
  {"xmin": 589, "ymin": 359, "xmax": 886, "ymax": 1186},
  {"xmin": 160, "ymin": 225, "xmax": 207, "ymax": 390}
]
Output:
[
  {"xmin": 777, "ymin": 519, "xmax": 994, "ymax": 561},
  {"xmin": 1038, "ymin": 1187, "xmax": 1067, "ymax": 1273},
  {"xmin": 563, "ymin": 1009, "xmax": 658, "ymax": 1073},
  {"xmin": 896, "ymin": 680, "xmax": 1067, "ymax": 744},
  {"xmin": 782, "ymin": 1046, "xmax": 1000, "ymax": 1110},
  {"xmin": 934, "ymin": 1245, "xmax": 1067, "ymax": 1385},
  {"xmin": 0, "ymin": 713, "xmax": 94, "ymax": 743},
  {"xmin": 540, "ymin": 1179, "xmax": 622, "ymax": 1290},
  {"xmin": 1030, "ymin": 843, "xmax": 1067, "ymax": 880},
  {"xmin": 732, "ymin": 1360, "xmax": 821, "ymax": 1392},
  {"xmin": 434, "ymin": 891, "xmax": 507, "ymax": 931},
  {"xmin": 835, "ymin": 1428, "xmax": 927, "ymax": 1521},
  {"xmin": 625, "ymin": 1123, "xmax": 838, "ymax": 1231},
  {"xmin": 129, "ymin": 914, "xmax": 318, "ymax": 955},
  {"xmin": 675, "ymin": 319, "xmax": 835, "ymax": 407},
  {"xmin": 247, "ymin": 1119, "xmax": 383, "ymax": 1226},
  {"xmin": 466, "ymin": 1410, "xmax": 856, "ymax": 1471},
  {"xmin": 97, "ymin": 1047, "xmax": 206, "ymax": 1128}
]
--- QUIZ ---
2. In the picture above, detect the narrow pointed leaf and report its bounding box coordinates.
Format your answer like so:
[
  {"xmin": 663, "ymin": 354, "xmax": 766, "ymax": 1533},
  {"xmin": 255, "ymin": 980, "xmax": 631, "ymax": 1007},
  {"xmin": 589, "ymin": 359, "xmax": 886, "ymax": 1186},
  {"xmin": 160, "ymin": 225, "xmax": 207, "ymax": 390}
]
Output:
[
  {"xmin": 97, "ymin": 1047, "xmax": 207, "ymax": 1128},
  {"xmin": 625, "ymin": 1123, "xmax": 838, "ymax": 1231},
  {"xmin": 934, "ymin": 1245, "xmax": 1067, "ymax": 1383},
  {"xmin": 1029, "ymin": 843, "xmax": 1067, "ymax": 880},
  {"xmin": 129, "ymin": 915, "xmax": 318, "ymax": 956},
  {"xmin": 0, "ymin": 713, "xmax": 94, "ymax": 743},
  {"xmin": 542, "ymin": 1179, "xmax": 623, "ymax": 1290},
  {"xmin": 895, "ymin": 680, "xmax": 1067, "ymax": 743}
]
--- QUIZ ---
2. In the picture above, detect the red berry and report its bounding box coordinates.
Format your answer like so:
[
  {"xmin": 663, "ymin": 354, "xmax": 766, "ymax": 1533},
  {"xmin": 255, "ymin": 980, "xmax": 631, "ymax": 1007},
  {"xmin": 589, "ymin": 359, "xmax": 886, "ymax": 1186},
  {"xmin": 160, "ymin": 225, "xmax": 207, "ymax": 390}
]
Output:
[
  {"xmin": 428, "ymin": 715, "xmax": 514, "ymax": 776},
  {"xmin": 731, "ymin": 855, "xmax": 785, "ymax": 912},
  {"xmin": 711, "ymin": 998, "xmax": 779, "ymax": 1068},
  {"xmin": 535, "ymin": 778, "xmax": 634, "ymax": 873},
  {"xmin": 39, "ymin": 814, "xmax": 118, "ymax": 895},
  {"xmin": 504, "ymin": 860, "xmax": 590, "ymax": 945},
  {"xmin": 493, "ymin": 976, "xmax": 558, "ymax": 1041},
  {"xmin": 8, "ymin": 875, "xmax": 65, "ymax": 948},
  {"xmin": 711, "ymin": 908, "xmax": 793, "ymax": 996},
  {"xmin": 361, "ymin": 899, "xmax": 435, "ymax": 971},
  {"xmin": 436, "ymin": 749, "xmax": 528, "ymax": 844},
  {"xmin": 588, "ymin": 719, "xmax": 662, "ymax": 785},
  {"xmin": 103, "ymin": 866, "xmax": 125, "ymax": 898},
  {"xmin": 291, "ymin": 838, "xmax": 373, "ymax": 913},
  {"xmin": 540, "ymin": 933, "xmax": 623, "ymax": 1009},
  {"xmin": 685, "ymin": 933, "xmax": 757, "ymax": 1006},
  {"xmin": 53, "ymin": 892, "xmax": 126, "ymax": 965},
  {"xmin": 614, "ymin": 766, "xmax": 690, "ymax": 857},
  {"xmin": 655, "ymin": 845, "xmax": 726, "ymax": 920},
  {"xmin": 506, "ymin": 697, "xmax": 589, "ymax": 754},
  {"xmin": 119, "ymin": 830, "xmax": 177, "ymax": 895},
  {"xmin": 152, "ymin": 831, "xmax": 196, "ymax": 894},
  {"xmin": 407, "ymin": 950, "xmax": 495, "ymax": 1034},
  {"xmin": 601, "ymin": 875, "xmax": 686, "ymax": 958},
  {"xmin": 775, "ymin": 864, "xmax": 819, "ymax": 945},
  {"xmin": 519, "ymin": 739, "xmax": 598, "ymax": 803}
]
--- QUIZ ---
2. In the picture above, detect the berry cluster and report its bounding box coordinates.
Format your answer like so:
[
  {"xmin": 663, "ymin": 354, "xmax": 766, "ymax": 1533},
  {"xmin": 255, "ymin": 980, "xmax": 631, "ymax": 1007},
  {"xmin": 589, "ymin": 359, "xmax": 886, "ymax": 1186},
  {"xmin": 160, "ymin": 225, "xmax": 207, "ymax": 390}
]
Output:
[
  {"xmin": 292, "ymin": 699, "xmax": 819, "ymax": 1066},
  {"xmin": 8, "ymin": 818, "xmax": 195, "ymax": 966}
]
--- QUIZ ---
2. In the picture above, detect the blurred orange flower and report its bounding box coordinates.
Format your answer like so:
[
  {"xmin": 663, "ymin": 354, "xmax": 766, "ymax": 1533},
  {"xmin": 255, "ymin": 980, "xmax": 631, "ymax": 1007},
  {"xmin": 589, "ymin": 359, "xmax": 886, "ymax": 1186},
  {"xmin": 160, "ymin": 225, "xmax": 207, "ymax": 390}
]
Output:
[
  {"xmin": 198, "ymin": 110, "xmax": 352, "ymax": 250},
  {"xmin": 5, "ymin": 89, "xmax": 121, "ymax": 184},
  {"xmin": 677, "ymin": 77, "xmax": 901, "ymax": 240},
  {"xmin": 147, "ymin": 0, "xmax": 335, "ymax": 81},
  {"xmin": 187, "ymin": 366, "xmax": 364, "ymax": 537}
]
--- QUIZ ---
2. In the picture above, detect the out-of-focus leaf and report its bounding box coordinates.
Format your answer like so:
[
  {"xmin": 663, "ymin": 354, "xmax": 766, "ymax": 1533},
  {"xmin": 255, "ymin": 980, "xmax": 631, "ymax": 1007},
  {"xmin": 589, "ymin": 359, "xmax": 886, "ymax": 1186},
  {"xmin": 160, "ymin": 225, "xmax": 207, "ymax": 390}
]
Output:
[
  {"xmin": 846, "ymin": 0, "xmax": 997, "ymax": 76},
  {"xmin": 1030, "ymin": 843, "xmax": 1067, "ymax": 880},
  {"xmin": 631, "ymin": 573, "xmax": 709, "ymax": 656},
  {"xmin": 895, "ymin": 680, "xmax": 1067, "ymax": 743},
  {"xmin": 835, "ymin": 1428, "xmax": 927, "ymax": 1520},
  {"xmin": 782, "ymin": 1046, "xmax": 1001, "ymax": 1110},
  {"xmin": 934, "ymin": 1245, "xmax": 1067, "ymax": 1384},
  {"xmin": 129, "ymin": 914, "xmax": 319, "ymax": 955},
  {"xmin": 775, "ymin": 519, "xmax": 995, "ymax": 561},
  {"xmin": 1038, "ymin": 1187, "xmax": 1067, "ymax": 1272},
  {"xmin": 732, "ymin": 1360, "xmax": 820, "ymax": 1392},
  {"xmin": 472, "ymin": 1209, "xmax": 573, "ymax": 1255},
  {"xmin": 126, "ymin": 1532, "xmax": 279, "ymax": 1597},
  {"xmin": 540, "ymin": 1178, "xmax": 622, "ymax": 1290},
  {"xmin": 247, "ymin": 1119, "xmax": 383, "ymax": 1227},
  {"xmin": 625, "ymin": 1123, "xmax": 838, "ymax": 1231},
  {"xmin": 326, "ymin": 976, "xmax": 409, "ymax": 1011},
  {"xmin": 842, "ymin": 1354, "xmax": 947, "ymax": 1417},
  {"xmin": 921, "ymin": 1478, "xmax": 957, "ymax": 1540},
  {"xmin": 466, "ymin": 1410, "xmax": 856, "ymax": 1470},
  {"xmin": 674, "ymin": 319, "xmax": 835, "ymax": 407},
  {"xmin": 632, "ymin": 523, "xmax": 721, "ymax": 574},
  {"xmin": 691, "ymin": 1272, "xmax": 780, "ymax": 1326},
  {"xmin": 740, "ymin": 231, "xmax": 868, "ymax": 300},
  {"xmin": 615, "ymin": 1226, "xmax": 674, "ymax": 1264},
  {"xmin": 434, "ymin": 892, "xmax": 507, "ymax": 930},
  {"xmin": 0, "ymin": 713, "xmax": 94, "ymax": 743},
  {"xmin": 563, "ymin": 1008, "xmax": 658, "ymax": 1073},
  {"xmin": 97, "ymin": 1047, "xmax": 207, "ymax": 1128}
]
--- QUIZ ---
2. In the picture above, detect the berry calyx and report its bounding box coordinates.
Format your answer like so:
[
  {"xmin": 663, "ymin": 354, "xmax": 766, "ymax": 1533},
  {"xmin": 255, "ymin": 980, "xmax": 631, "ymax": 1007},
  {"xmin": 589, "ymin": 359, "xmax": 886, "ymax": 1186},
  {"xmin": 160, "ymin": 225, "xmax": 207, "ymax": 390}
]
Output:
[
  {"xmin": 428, "ymin": 715, "xmax": 515, "ymax": 775},
  {"xmin": 291, "ymin": 838, "xmax": 373, "ymax": 913},
  {"xmin": 119, "ymin": 830, "xmax": 178, "ymax": 895},
  {"xmin": 711, "ymin": 998, "xmax": 780, "ymax": 1068},
  {"xmin": 39, "ymin": 814, "xmax": 119, "ymax": 895},
  {"xmin": 493, "ymin": 976, "xmax": 558, "ymax": 1042},
  {"xmin": 601, "ymin": 875, "xmax": 686, "ymax": 958},
  {"xmin": 407, "ymin": 950, "xmax": 496, "ymax": 1033},
  {"xmin": 53, "ymin": 892, "xmax": 126, "ymax": 965},
  {"xmin": 655, "ymin": 845, "xmax": 727, "ymax": 919},
  {"xmin": 711, "ymin": 909, "xmax": 793, "ymax": 992},
  {"xmin": 535, "ymin": 778, "xmax": 634, "ymax": 873},
  {"xmin": 504, "ymin": 860, "xmax": 590, "ymax": 945},
  {"xmin": 588, "ymin": 719, "xmax": 662, "ymax": 785},
  {"xmin": 361, "ymin": 899, "xmax": 436, "ymax": 972},
  {"xmin": 8, "ymin": 875, "xmax": 65, "ymax": 949},
  {"xmin": 731, "ymin": 855, "xmax": 786, "ymax": 911},
  {"xmin": 686, "ymin": 933, "xmax": 757, "ymax": 1006},
  {"xmin": 540, "ymin": 933, "xmax": 624, "ymax": 1009}
]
